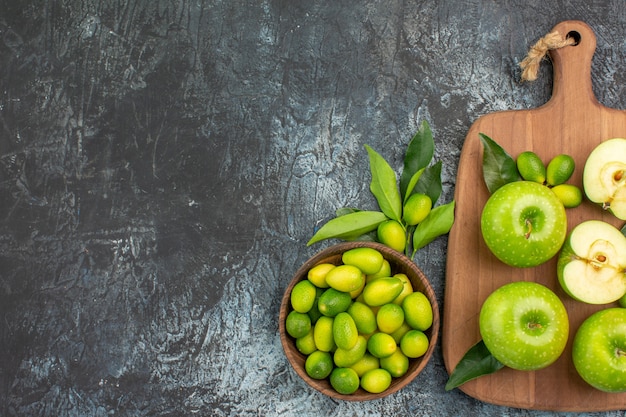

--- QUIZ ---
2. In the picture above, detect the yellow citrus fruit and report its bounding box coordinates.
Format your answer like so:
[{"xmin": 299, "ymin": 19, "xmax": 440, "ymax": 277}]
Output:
[
  {"xmin": 376, "ymin": 303, "xmax": 405, "ymax": 334},
  {"xmin": 349, "ymin": 277, "xmax": 366, "ymax": 299},
  {"xmin": 402, "ymin": 292, "xmax": 433, "ymax": 331},
  {"xmin": 350, "ymin": 353, "xmax": 380, "ymax": 377},
  {"xmin": 390, "ymin": 322, "xmax": 412, "ymax": 344},
  {"xmin": 377, "ymin": 220, "xmax": 406, "ymax": 253},
  {"xmin": 333, "ymin": 312, "xmax": 358, "ymax": 350},
  {"xmin": 307, "ymin": 263, "xmax": 334, "ymax": 288},
  {"xmin": 517, "ymin": 151, "xmax": 546, "ymax": 184},
  {"xmin": 403, "ymin": 193, "xmax": 433, "ymax": 225},
  {"xmin": 285, "ymin": 311, "xmax": 311, "ymax": 338},
  {"xmin": 334, "ymin": 335, "xmax": 368, "ymax": 367},
  {"xmin": 366, "ymin": 259, "xmax": 391, "ymax": 282},
  {"xmin": 367, "ymin": 332, "xmax": 397, "ymax": 358},
  {"xmin": 551, "ymin": 183, "xmax": 583, "ymax": 208},
  {"xmin": 391, "ymin": 273, "xmax": 414, "ymax": 305},
  {"xmin": 318, "ymin": 288, "xmax": 352, "ymax": 317},
  {"xmin": 295, "ymin": 328, "xmax": 317, "ymax": 355},
  {"xmin": 341, "ymin": 247, "xmax": 384, "ymax": 275},
  {"xmin": 324, "ymin": 264, "xmax": 365, "ymax": 293},
  {"xmin": 380, "ymin": 349, "xmax": 409, "ymax": 378},
  {"xmin": 360, "ymin": 368, "xmax": 392, "ymax": 394},
  {"xmin": 347, "ymin": 301, "xmax": 377, "ymax": 335},
  {"xmin": 400, "ymin": 329, "xmax": 429, "ymax": 358},
  {"xmin": 313, "ymin": 316, "xmax": 335, "ymax": 352},
  {"xmin": 305, "ymin": 350, "xmax": 333, "ymax": 379},
  {"xmin": 290, "ymin": 280, "xmax": 317, "ymax": 313},
  {"xmin": 330, "ymin": 367, "xmax": 360, "ymax": 395},
  {"xmin": 362, "ymin": 277, "xmax": 404, "ymax": 307},
  {"xmin": 546, "ymin": 154, "xmax": 575, "ymax": 186}
]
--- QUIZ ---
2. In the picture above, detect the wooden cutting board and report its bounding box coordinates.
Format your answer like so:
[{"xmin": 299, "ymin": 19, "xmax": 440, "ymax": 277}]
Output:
[{"xmin": 443, "ymin": 20, "xmax": 626, "ymax": 412}]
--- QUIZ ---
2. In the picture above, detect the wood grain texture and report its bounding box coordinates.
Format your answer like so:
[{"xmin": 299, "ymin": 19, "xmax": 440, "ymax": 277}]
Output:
[{"xmin": 443, "ymin": 20, "xmax": 626, "ymax": 412}]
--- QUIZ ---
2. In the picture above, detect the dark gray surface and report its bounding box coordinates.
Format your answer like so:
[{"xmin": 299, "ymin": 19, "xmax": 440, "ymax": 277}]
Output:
[{"xmin": 2, "ymin": 1, "xmax": 626, "ymax": 416}]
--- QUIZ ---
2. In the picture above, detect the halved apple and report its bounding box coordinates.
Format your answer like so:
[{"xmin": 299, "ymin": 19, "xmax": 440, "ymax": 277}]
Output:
[
  {"xmin": 583, "ymin": 138, "xmax": 626, "ymax": 220},
  {"xmin": 557, "ymin": 220, "xmax": 626, "ymax": 304}
]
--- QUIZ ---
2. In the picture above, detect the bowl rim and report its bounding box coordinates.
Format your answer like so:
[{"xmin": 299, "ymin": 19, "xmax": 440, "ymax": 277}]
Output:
[{"xmin": 279, "ymin": 241, "xmax": 440, "ymax": 401}]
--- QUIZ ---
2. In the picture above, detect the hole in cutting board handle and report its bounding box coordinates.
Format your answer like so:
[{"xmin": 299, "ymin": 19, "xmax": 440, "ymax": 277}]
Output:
[{"xmin": 566, "ymin": 30, "xmax": 581, "ymax": 46}]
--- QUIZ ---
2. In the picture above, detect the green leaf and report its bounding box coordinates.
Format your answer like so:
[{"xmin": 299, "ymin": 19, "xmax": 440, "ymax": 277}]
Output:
[
  {"xmin": 412, "ymin": 200, "xmax": 455, "ymax": 252},
  {"xmin": 412, "ymin": 161, "xmax": 443, "ymax": 205},
  {"xmin": 400, "ymin": 121, "xmax": 434, "ymax": 199},
  {"xmin": 365, "ymin": 145, "xmax": 403, "ymax": 222},
  {"xmin": 403, "ymin": 168, "xmax": 425, "ymax": 204},
  {"xmin": 445, "ymin": 339, "xmax": 504, "ymax": 391},
  {"xmin": 479, "ymin": 133, "xmax": 519, "ymax": 194},
  {"xmin": 307, "ymin": 211, "xmax": 388, "ymax": 246}
]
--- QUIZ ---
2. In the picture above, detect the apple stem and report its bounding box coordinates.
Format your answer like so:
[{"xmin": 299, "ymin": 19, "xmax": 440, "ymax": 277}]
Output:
[
  {"xmin": 616, "ymin": 347, "xmax": 626, "ymax": 358},
  {"xmin": 528, "ymin": 322, "xmax": 542, "ymax": 330},
  {"xmin": 524, "ymin": 219, "xmax": 532, "ymax": 239}
]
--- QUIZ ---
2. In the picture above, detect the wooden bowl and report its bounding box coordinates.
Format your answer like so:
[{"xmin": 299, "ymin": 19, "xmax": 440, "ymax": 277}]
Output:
[{"xmin": 279, "ymin": 241, "xmax": 440, "ymax": 401}]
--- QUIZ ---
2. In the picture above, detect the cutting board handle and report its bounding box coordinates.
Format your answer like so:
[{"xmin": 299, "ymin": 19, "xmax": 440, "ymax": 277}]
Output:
[{"xmin": 548, "ymin": 20, "xmax": 598, "ymax": 108}]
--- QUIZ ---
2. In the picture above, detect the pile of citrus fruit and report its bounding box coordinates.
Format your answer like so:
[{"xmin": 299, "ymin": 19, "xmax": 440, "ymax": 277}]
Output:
[{"xmin": 285, "ymin": 246, "xmax": 433, "ymax": 395}]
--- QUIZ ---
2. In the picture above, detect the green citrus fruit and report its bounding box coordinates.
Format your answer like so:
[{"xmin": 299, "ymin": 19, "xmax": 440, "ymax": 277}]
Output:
[
  {"xmin": 334, "ymin": 335, "xmax": 368, "ymax": 367},
  {"xmin": 390, "ymin": 322, "xmax": 412, "ymax": 344},
  {"xmin": 318, "ymin": 288, "xmax": 352, "ymax": 317},
  {"xmin": 517, "ymin": 151, "xmax": 546, "ymax": 184},
  {"xmin": 285, "ymin": 310, "xmax": 311, "ymax": 338},
  {"xmin": 403, "ymin": 193, "xmax": 433, "ymax": 225},
  {"xmin": 366, "ymin": 259, "xmax": 392, "ymax": 282},
  {"xmin": 551, "ymin": 183, "xmax": 583, "ymax": 208},
  {"xmin": 391, "ymin": 273, "xmax": 413, "ymax": 305},
  {"xmin": 377, "ymin": 220, "xmax": 406, "ymax": 253},
  {"xmin": 360, "ymin": 368, "xmax": 392, "ymax": 394},
  {"xmin": 313, "ymin": 316, "xmax": 336, "ymax": 352},
  {"xmin": 362, "ymin": 277, "xmax": 404, "ymax": 307},
  {"xmin": 330, "ymin": 367, "xmax": 360, "ymax": 395},
  {"xmin": 367, "ymin": 332, "xmax": 397, "ymax": 358},
  {"xmin": 347, "ymin": 301, "xmax": 377, "ymax": 335},
  {"xmin": 400, "ymin": 329, "xmax": 429, "ymax": 358},
  {"xmin": 307, "ymin": 263, "xmax": 334, "ymax": 288},
  {"xmin": 333, "ymin": 312, "xmax": 359, "ymax": 350},
  {"xmin": 341, "ymin": 247, "xmax": 384, "ymax": 275},
  {"xmin": 350, "ymin": 353, "xmax": 380, "ymax": 377},
  {"xmin": 546, "ymin": 154, "xmax": 575, "ymax": 186},
  {"xmin": 402, "ymin": 291, "xmax": 433, "ymax": 331},
  {"xmin": 307, "ymin": 287, "xmax": 324, "ymax": 324},
  {"xmin": 376, "ymin": 303, "xmax": 405, "ymax": 334},
  {"xmin": 290, "ymin": 280, "xmax": 317, "ymax": 313},
  {"xmin": 295, "ymin": 328, "xmax": 317, "ymax": 355},
  {"xmin": 324, "ymin": 264, "xmax": 364, "ymax": 293},
  {"xmin": 305, "ymin": 350, "xmax": 333, "ymax": 380},
  {"xmin": 380, "ymin": 349, "xmax": 409, "ymax": 378}
]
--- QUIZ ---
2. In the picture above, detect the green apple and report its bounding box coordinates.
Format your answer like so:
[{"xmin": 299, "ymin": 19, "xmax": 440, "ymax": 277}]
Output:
[
  {"xmin": 481, "ymin": 181, "xmax": 567, "ymax": 267},
  {"xmin": 479, "ymin": 281, "xmax": 569, "ymax": 371},
  {"xmin": 583, "ymin": 138, "xmax": 626, "ymax": 220},
  {"xmin": 557, "ymin": 220, "xmax": 626, "ymax": 304},
  {"xmin": 573, "ymin": 308, "xmax": 626, "ymax": 392}
]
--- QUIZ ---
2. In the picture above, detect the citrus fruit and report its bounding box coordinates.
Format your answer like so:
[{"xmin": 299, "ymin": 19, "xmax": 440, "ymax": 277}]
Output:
[
  {"xmin": 402, "ymin": 193, "xmax": 432, "ymax": 225},
  {"xmin": 376, "ymin": 303, "xmax": 405, "ymax": 334},
  {"xmin": 305, "ymin": 350, "xmax": 333, "ymax": 379},
  {"xmin": 350, "ymin": 353, "xmax": 380, "ymax": 377},
  {"xmin": 285, "ymin": 310, "xmax": 311, "ymax": 338},
  {"xmin": 324, "ymin": 264, "xmax": 364, "ymax": 293},
  {"xmin": 366, "ymin": 259, "xmax": 391, "ymax": 282},
  {"xmin": 367, "ymin": 332, "xmax": 397, "ymax": 358},
  {"xmin": 347, "ymin": 301, "xmax": 377, "ymax": 335},
  {"xmin": 547, "ymin": 154, "xmax": 575, "ymax": 186},
  {"xmin": 400, "ymin": 329, "xmax": 429, "ymax": 358},
  {"xmin": 341, "ymin": 247, "xmax": 384, "ymax": 275},
  {"xmin": 390, "ymin": 322, "xmax": 412, "ymax": 344},
  {"xmin": 318, "ymin": 288, "xmax": 352, "ymax": 317},
  {"xmin": 380, "ymin": 349, "xmax": 409, "ymax": 378},
  {"xmin": 551, "ymin": 183, "xmax": 583, "ymax": 208},
  {"xmin": 402, "ymin": 291, "xmax": 433, "ymax": 331},
  {"xmin": 307, "ymin": 263, "xmax": 334, "ymax": 288},
  {"xmin": 333, "ymin": 312, "xmax": 359, "ymax": 350},
  {"xmin": 295, "ymin": 328, "xmax": 317, "ymax": 355},
  {"xmin": 307, "ymin": 287, "xmax": 324, "ymax": 324},
  {"xmin": 334, "ymin": 335, "xmax": 367, "ymax": 367},
  {"xmin": 330, "ymin": 367, "xmax": 360, "ymax": 395},
  {"xmin": 517, "ymin": 151, "xmax": 546, "ymax": 184},
  {"xmin": 290, "ymin": 280, "xmax": 317, "ymax": 313},
  {"xmin": 349, "ymin": 277, "xmax": 366, "ymax": 299},
  {"xmin": 362, "ymin": 277, "xmax": 404, "ymax": 307},
  {"xmin": 377, "ymin": 220, "xmax": 406, "ymax": 253},
  {"xmin": 313, "ymin": 316, "xmax": 335, "ymax": 352},
  {"xmin": 391, "ymin": 273, "xmax": 413, "ymax": 305},
  {"xmin": 360, "ymin": 368, "xmax": 392, "ymax": 394}
]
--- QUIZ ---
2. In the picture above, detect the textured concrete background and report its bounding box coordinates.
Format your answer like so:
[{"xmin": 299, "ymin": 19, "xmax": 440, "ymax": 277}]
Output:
[{"xmin": 2, "ymin": 1, "xmax": 626, "ymax": 416}]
